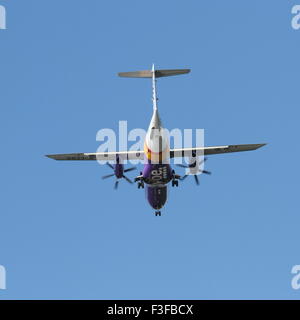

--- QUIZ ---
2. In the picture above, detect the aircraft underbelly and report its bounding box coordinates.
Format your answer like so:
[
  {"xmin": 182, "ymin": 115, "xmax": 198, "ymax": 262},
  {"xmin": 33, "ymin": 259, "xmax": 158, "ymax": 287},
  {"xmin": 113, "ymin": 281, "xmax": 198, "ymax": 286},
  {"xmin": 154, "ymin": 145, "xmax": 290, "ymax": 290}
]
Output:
[
  {"xmin": 146, "ymin": 184, "xmax": 168, "ymax": 210},
  {"xmin": 143, "ymin": 163, "xmax": 172, "ymax": 209}
]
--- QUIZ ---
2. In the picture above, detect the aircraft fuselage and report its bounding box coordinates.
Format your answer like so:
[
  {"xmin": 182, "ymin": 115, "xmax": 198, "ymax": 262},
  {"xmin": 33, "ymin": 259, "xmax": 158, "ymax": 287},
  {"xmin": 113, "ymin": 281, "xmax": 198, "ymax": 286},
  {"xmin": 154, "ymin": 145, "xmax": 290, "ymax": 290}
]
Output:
[{"xmin": 142, "ymin": 162, "xmax": 173, "ymax": 210}]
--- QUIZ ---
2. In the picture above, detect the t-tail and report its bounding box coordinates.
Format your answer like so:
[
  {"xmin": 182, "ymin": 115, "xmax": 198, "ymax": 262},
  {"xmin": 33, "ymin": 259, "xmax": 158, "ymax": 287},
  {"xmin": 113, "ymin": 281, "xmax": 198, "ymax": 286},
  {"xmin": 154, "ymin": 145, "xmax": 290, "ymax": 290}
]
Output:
[{"xmin": 118, "ymin": 65, "xmax": 190, "ymax": 111}]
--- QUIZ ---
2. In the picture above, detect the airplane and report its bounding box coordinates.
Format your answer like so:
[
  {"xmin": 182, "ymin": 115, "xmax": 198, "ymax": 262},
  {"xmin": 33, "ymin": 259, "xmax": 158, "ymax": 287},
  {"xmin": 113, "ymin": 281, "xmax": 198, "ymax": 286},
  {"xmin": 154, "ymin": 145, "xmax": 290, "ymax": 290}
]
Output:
[{"xmin": 46, "ymin": 65, "xmax": 266, "ymax": 216}]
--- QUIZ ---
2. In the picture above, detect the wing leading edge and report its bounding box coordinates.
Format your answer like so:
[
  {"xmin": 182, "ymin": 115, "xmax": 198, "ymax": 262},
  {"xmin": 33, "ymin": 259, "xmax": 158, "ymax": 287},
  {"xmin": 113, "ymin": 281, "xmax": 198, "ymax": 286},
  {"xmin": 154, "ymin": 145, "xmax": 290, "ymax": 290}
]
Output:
[
  {"xmin": 45, "ymin": 150, "xmax": 144, "ymax": 161},
  {"xmin": 46, "ymin": 143, "xmax": 266, "ymax": 161},
  {"xmin": 170, "ymin": 143, "xmax": 266, "ymax": 158}
]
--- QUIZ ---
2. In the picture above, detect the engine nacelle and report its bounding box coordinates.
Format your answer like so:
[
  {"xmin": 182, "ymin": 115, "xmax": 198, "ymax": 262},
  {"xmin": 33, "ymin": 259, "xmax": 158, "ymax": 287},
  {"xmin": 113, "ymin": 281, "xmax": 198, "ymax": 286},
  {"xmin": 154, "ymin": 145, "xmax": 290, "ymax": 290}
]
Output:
[
  {"xmin": 185, "ymin": 156, "xmax": 201, "ymax": 175},
  {"xmin": 114, "ymin": 163, "xmax": 124, "ymax": 179}
]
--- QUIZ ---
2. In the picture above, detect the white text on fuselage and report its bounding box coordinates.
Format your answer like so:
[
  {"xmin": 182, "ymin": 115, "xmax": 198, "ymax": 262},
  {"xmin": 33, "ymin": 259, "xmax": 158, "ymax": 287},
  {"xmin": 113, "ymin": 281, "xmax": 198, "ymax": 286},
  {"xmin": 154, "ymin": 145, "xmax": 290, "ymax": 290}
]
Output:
[{"xmin": 151, "ymin": 167, "xmax": 168, "ymax": 184}]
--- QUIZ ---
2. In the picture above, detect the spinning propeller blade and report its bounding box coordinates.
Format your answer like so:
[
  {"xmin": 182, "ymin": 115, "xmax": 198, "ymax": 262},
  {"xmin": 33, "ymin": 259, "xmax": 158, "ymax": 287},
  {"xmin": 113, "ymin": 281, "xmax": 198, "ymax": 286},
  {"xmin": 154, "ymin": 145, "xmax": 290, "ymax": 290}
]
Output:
[
  {"xmin": 102, "ymin": 163, "xmax": 136, "ymax": 189},
  {"xmin": 106, "ymin": 163, "xmax": 114, "ymax": 170},
  {"xmin": 123, "ymin": 175, "xmax": 133, "ymax": 184},
  {"xmin": 177, "ymin": 157, "xmax": 211, "ymax": 186},
  {"xmin": 102, "ymin": 173, "xmax": 115, "ymax": 179},
  {"xmin": 124, "ymin": 167, "xmax": 136, "ymax": 173}
]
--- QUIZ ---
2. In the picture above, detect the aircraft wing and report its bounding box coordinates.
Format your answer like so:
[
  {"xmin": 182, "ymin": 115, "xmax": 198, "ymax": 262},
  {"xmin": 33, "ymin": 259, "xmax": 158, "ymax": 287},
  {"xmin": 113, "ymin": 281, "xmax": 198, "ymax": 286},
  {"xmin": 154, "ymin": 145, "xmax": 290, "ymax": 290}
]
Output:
[
  {"xmin": 46, "ymin": 150, "xmax": 144, "ymax": 161},
  {"xmin": 170, "ymin": 143, "xmax": 266, "ymax": 158},
  {"xmin": 46, "ymin": 144, "xmax": 266, "ymax": 161}
]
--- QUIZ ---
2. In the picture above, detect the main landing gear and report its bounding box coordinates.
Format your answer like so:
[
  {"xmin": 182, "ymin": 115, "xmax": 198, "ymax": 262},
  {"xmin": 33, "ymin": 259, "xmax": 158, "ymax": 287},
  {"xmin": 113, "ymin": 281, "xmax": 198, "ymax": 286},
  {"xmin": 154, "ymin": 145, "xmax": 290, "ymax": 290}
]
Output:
[
  {"xmin": 138, "ymin": 181, "xmax": 144, "ymax": 189},
  {"xmin": 155, "ymin": 211, "xmax": 161, "ymax": 216},
  {"xmin": 135, "ymin": 172, "xmax": 145, "ymax": 189},
  {"xmin": 171, "ymin": 170, "xmax": 179, "ymax": 187},
  {"xmin": 172, "ymin": 179, "xmax": 179, "ymax": 187}
]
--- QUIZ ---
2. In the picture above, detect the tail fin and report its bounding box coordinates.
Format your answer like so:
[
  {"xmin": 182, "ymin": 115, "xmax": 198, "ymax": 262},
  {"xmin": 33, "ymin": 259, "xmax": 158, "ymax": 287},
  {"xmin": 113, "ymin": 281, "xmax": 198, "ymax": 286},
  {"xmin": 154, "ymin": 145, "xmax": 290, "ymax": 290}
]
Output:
[
  {"xmin": 118, "ymin": 65, "xmax": 190, "ymax": 111},
  {"xmin": 118, "ymin": 68, "xmax": 190, "ymax": 78}
]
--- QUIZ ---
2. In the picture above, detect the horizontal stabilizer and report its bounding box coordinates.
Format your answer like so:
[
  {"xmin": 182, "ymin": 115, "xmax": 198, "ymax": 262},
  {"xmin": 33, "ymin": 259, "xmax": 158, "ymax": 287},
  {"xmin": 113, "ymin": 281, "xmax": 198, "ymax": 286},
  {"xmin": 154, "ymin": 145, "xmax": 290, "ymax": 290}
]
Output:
[{"xmin": 118, "ymin": 69, "xmax": 190, "ymax": 78}]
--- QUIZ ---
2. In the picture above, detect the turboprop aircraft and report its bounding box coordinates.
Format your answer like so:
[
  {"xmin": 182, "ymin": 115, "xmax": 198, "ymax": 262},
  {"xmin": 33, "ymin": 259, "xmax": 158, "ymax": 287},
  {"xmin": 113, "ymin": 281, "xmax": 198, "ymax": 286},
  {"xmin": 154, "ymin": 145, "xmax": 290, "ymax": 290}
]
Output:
[{"xmin": 46, "ymin": 65, "xmax": 266, "ymax": 216}]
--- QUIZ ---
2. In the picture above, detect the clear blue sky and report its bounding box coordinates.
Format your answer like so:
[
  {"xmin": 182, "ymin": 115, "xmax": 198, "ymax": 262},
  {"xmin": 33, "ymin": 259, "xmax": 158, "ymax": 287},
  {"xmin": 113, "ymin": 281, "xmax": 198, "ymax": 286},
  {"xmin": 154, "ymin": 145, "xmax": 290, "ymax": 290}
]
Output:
[{"xmin": 0, "ymin": 0, "xmax": 300, "ymax": 299}]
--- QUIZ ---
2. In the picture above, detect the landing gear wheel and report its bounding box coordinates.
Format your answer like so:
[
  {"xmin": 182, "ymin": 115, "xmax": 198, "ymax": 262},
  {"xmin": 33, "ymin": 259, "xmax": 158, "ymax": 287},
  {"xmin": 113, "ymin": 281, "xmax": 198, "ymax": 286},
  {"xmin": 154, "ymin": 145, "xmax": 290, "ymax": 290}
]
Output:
[
  {"xmin": 172, "ymin": 180, "xmax": 179, "ymax": 187},
  {"xmin": 138, "ymin": 182, "xmax": 144, "ymax": 189},
  {"xmin": 155, "ymin": 211, "xmax": 161, "ymax": 216}
]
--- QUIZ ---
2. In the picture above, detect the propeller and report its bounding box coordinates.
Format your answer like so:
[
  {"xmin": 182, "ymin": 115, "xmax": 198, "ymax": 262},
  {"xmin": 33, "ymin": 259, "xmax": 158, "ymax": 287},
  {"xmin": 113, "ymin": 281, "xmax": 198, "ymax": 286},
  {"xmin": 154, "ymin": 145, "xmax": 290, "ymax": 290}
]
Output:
[
  {"xmin": 102, "ymin": 163, "xmax": 136, "ymax": 189},
  {"xmin": 176, "ymin": 157, "xmax": 211, "ymax": 185}
]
